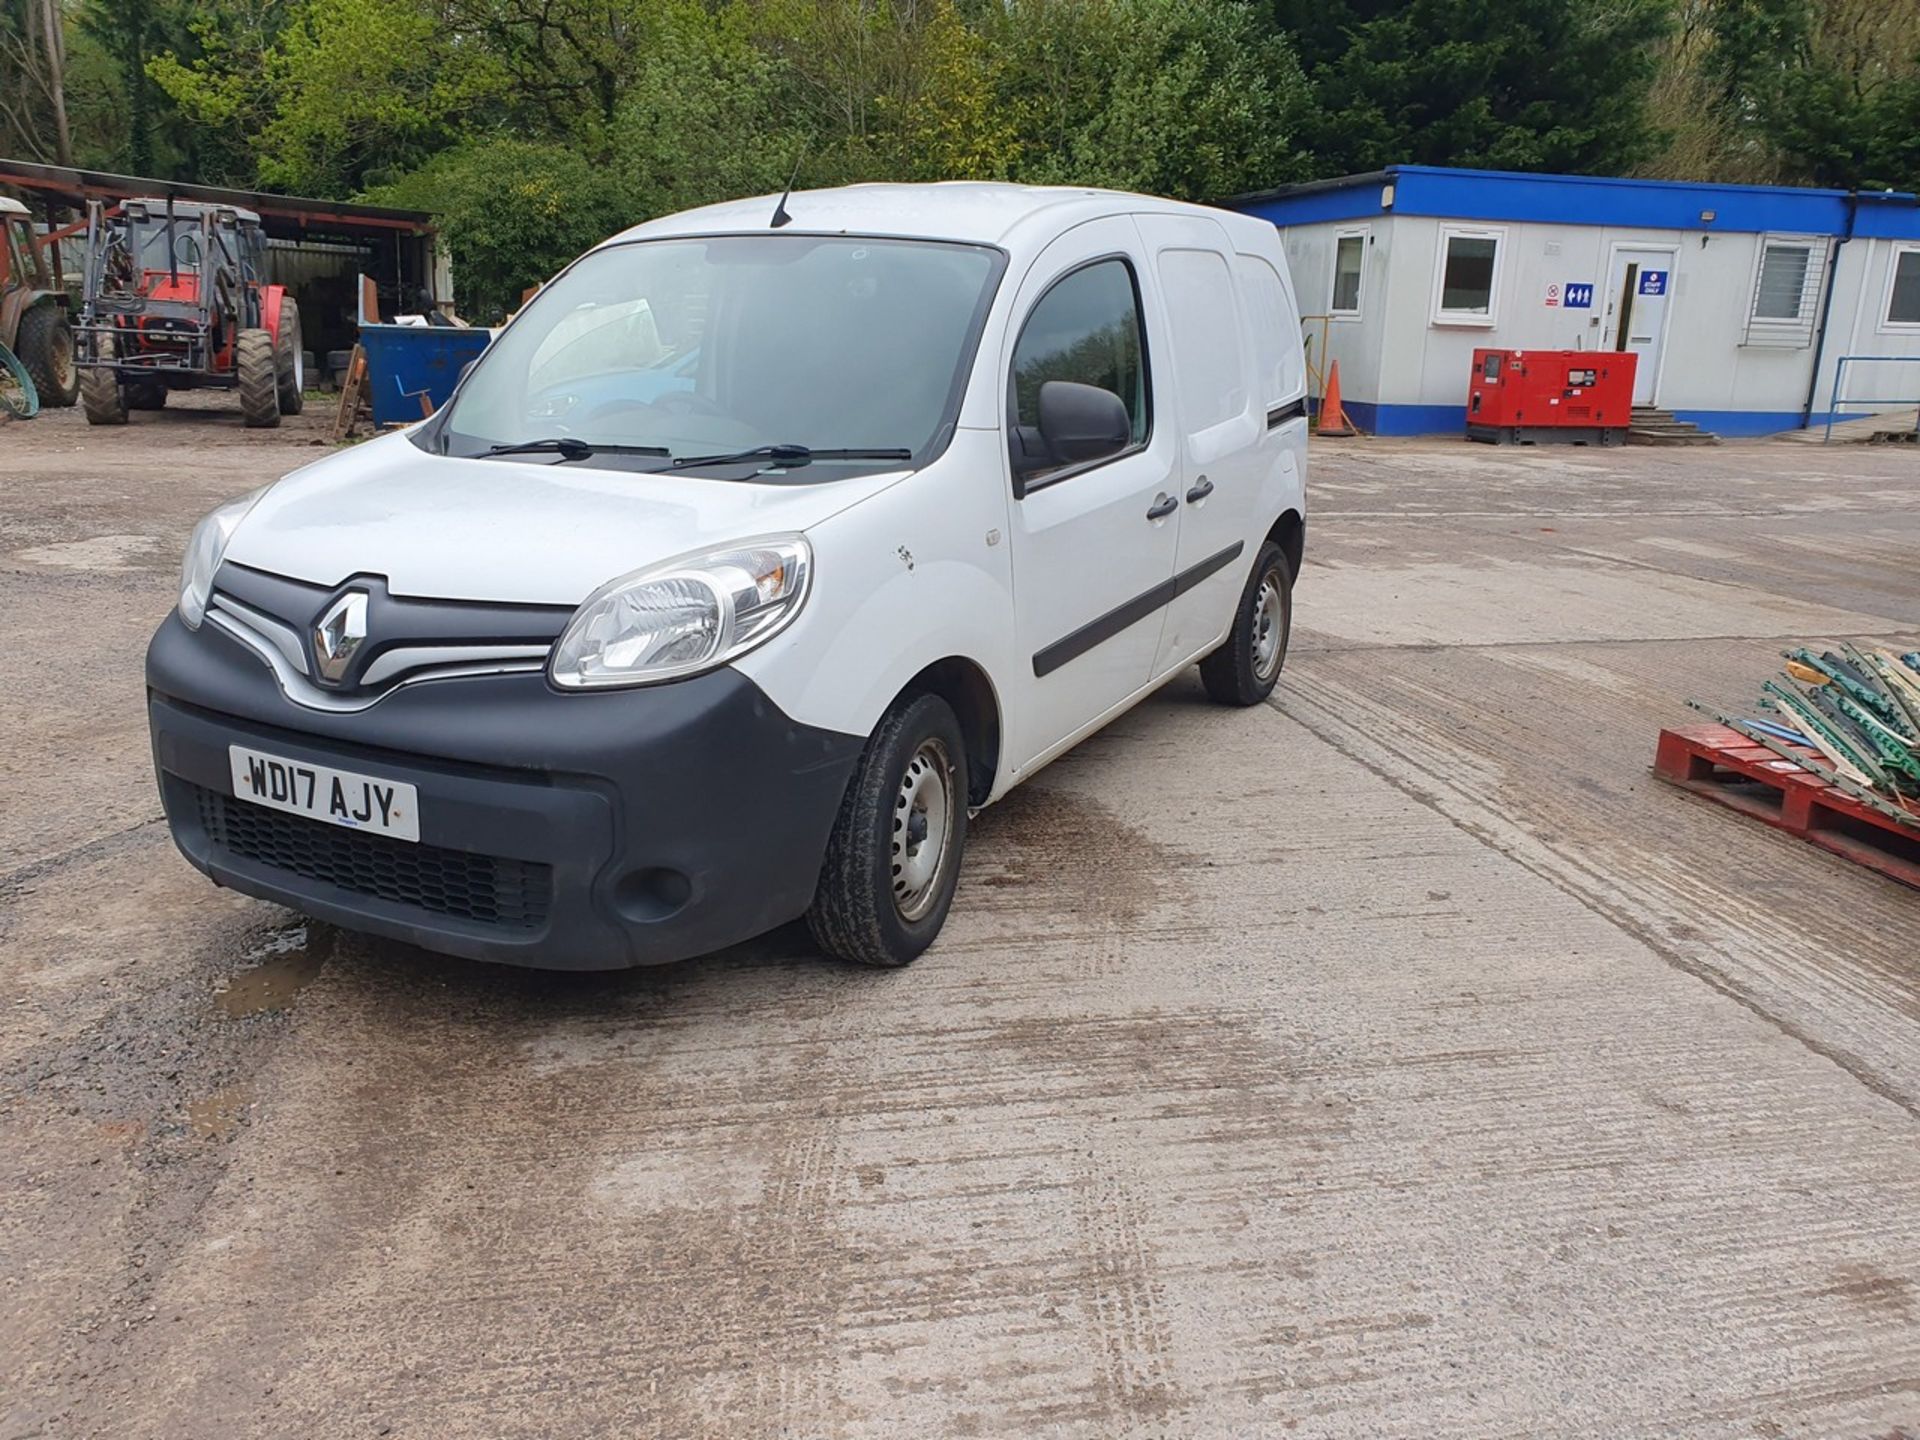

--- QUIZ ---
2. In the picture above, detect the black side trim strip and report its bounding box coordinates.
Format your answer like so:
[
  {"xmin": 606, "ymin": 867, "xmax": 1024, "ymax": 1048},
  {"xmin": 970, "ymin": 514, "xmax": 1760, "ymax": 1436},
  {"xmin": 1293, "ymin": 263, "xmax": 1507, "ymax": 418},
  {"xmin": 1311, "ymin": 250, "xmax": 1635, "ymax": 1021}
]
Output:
[
  {"xmin": 1268, "ymin": 397, "xmax": 1307, "ymax": 429},
  {"xmin": 1174, "ymin": 540, "xmax": 1245, "ymax": 599},
  {"xmin": 1032, "ymin": 541, "xmax": 1245, "ymax": 679}
]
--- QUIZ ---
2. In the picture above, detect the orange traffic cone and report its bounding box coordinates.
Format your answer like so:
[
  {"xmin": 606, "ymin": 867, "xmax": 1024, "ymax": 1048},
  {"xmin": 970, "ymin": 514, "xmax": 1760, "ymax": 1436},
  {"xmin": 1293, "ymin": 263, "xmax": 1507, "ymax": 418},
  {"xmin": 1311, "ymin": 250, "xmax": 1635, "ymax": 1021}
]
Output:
[{"xmin": 1316, "ymin": 361, "xmax": 1358, "ymax": 437}]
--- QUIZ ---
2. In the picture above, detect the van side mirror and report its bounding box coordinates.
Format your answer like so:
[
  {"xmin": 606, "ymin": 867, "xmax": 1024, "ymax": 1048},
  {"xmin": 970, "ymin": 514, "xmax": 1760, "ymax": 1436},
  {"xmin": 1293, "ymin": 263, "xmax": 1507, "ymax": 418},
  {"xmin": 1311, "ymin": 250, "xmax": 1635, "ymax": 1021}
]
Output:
[{"xmin": 1037, "ymin": 380, "xmax": 1130, "ymax": 470}]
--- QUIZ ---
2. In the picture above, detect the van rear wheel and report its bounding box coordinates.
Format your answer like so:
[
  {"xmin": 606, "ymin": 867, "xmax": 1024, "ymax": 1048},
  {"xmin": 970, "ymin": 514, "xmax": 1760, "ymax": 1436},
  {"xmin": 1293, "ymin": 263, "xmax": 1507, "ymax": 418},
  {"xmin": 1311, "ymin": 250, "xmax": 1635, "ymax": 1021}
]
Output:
[
  {"xmin": 1199, "ymin": 540, "xmax": 1292, "ymax": 706},
  {"xmin": 808, "ymin": 693, "xmax": 968, "ymax": 968}
]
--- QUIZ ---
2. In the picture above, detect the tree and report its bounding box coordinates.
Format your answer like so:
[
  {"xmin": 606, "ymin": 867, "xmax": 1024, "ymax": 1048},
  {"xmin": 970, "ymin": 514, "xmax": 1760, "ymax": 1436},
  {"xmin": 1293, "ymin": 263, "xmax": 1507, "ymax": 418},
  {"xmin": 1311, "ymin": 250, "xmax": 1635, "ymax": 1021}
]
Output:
[
  {"xmin": 151, "ymin": 0, "xmax": 496, "ymax": 193},
  {"xmin": 74, "ymin": 0, "xmax": 189, "ymax": 174},
  {"xmin": 1703, "ymin": 0, "xmax": 1920, "ymax": 189},
  {"xmin": 366, "ymin": 138, "xmax": 631, "ymax": 320},
  {"xmin": 0, "ymin": 0, "xmax": 73, "ymax": 164},
  {"xmin": 1271, "ymin": 0, "xmax": 1674, "ymax": 176},
  {"xmin": 993, "ymin": 0, "xmax": 1313, "ymax": 198},
  {"xmin": 613, "ymin": 0, "xmax": 804, "ymax": 215}
]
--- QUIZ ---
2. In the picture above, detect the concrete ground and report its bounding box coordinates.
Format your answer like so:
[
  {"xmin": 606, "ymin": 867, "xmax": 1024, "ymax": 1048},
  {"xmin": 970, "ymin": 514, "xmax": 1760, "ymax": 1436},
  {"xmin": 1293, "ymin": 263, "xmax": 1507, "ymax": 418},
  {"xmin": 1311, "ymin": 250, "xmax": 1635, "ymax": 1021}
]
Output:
[{"xmin": 3, "ymin": 396, "xmax": 1917, "ymax": 1439}]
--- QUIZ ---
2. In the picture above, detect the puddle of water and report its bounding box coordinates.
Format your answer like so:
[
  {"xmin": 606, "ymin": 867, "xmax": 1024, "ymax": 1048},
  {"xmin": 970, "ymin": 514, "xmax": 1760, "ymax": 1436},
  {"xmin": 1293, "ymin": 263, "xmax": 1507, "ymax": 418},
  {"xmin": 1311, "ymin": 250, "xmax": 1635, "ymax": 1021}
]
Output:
[
  {"xmin": 215, "ymin": 925, "xmax": 324, "ymax": 1017},
  {"xmin": 188, "ymin": 1084, "xmax": 253, "ymax": 1139}
]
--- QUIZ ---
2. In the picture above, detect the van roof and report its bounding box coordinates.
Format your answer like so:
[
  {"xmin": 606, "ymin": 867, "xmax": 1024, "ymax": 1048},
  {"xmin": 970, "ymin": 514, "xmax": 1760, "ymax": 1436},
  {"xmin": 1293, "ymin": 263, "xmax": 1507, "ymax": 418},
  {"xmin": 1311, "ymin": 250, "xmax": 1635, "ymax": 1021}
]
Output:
[{"xmin": 605, "ymin": 182, "xmax": 1257, "ymax": 252}]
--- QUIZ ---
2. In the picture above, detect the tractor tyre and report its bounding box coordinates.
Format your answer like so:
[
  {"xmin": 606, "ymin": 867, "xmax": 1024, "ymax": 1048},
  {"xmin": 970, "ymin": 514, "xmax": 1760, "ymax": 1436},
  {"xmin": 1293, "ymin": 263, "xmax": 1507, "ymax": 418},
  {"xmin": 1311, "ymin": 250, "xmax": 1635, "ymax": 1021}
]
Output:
[
  {"xmin": 80, "ymin": 334, "xmax": 127, "ymax": 426},
  {"xmin": 15, "ymin": 303, "xmax": 78, "ymax": 408},
  {"xmin": 125, "ymin": 382, "xmax": 168, "ymax": 411},
  {"xmin": 274, "ymin": 298, "xmax": 304, "ymax": 415},
  {"xmin": 236, "ymin": 328, "xmax": 281, "ymax": 429}
]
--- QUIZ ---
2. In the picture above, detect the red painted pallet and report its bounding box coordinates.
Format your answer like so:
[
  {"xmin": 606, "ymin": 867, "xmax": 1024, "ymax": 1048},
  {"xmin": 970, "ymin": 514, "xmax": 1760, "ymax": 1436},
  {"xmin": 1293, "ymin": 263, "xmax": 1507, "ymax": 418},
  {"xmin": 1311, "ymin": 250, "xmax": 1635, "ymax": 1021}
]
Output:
[{"xmin": 1654, "ymin": 724, "xmax": 1920, "ymax": 889}]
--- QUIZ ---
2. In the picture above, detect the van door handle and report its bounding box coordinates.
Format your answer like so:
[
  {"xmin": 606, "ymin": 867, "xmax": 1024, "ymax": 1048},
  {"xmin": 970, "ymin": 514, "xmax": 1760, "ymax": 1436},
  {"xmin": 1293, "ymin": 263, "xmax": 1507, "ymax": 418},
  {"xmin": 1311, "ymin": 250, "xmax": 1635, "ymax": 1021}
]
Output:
[
  {"xmin": 1145, "ymin": 493, "xmax": 1177, "ymax": 521},
  {"xmin": 1185, "ymin": 477, "xmax": 1214, "ymax": 504}
]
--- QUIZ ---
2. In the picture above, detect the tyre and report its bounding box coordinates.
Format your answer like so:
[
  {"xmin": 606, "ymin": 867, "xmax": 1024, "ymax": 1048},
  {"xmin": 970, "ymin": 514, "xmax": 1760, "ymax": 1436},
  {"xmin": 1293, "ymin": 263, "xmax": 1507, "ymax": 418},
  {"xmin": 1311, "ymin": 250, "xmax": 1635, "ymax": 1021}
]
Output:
[
  {"xmin": 80, "ymin": 333, "xmax": 127, "ymax": 426},
  {"xmin": 236, "ymin": 327, "xmax": 280, "ymax": 428},
  {"xmin": 274, "ymin": 298, "xmax": 304, "ymax": 415},
  {"xmin": 807, "ymin": 693, "xmax": 969, "ymax": 968},
  {"xmin": 1199, "ymin": 540, "xmax": 1292, "ymax": 707},
  {"xmin": 14, "ymin": 302, "xmax": 77, "ymax": 407},
  {"xmin": 125, "ymin": 381, "xmax": 167, "ymax": 411}
]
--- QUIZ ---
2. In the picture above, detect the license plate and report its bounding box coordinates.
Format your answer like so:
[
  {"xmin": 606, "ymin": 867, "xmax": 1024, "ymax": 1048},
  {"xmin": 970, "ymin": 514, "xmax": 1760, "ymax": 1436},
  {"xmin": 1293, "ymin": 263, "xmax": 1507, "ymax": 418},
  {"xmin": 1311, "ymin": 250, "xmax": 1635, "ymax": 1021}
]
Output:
[{"xmin": 228, "ymin": 745, "xmax": 420, "ymax": 842}]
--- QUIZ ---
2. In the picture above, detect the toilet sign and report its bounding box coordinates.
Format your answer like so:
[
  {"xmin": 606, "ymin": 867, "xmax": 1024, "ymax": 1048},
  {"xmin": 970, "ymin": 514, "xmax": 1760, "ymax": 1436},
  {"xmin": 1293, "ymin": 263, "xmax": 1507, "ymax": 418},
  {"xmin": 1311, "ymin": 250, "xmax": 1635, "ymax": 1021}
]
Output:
[
  {"xmin": 1638, "ymin": 269, "xmax": 1668, "ymax": 296},
  {"xmin": 1564, "ymin": 282, "xmax": 1594, "ymax": 309}
]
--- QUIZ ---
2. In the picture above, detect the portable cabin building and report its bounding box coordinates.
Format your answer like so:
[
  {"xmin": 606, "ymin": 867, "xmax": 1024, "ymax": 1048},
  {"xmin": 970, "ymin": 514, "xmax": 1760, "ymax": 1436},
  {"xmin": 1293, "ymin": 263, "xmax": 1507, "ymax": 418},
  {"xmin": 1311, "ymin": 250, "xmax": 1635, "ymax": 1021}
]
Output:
[{"xmin": 1230, "ymin": 165, "xmax": 1920, "ymax": 437}]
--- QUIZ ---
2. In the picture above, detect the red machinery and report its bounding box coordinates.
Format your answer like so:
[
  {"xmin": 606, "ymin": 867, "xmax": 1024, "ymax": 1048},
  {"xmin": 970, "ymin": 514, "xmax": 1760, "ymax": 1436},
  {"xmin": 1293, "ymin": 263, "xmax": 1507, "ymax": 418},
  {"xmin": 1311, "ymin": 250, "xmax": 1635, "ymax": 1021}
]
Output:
[{"xmin": 1466, "ymin": 348, "xmax": 1635, "ymax": 446}]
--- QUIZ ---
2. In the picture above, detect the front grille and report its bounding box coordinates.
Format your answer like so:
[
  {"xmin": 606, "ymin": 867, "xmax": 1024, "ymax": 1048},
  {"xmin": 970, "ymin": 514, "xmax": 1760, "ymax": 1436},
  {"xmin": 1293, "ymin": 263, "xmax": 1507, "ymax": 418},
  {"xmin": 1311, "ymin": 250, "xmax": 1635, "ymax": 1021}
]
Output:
[{"xmin": 196, "ymin": 786, "xmax": 551, "ymax": 930}]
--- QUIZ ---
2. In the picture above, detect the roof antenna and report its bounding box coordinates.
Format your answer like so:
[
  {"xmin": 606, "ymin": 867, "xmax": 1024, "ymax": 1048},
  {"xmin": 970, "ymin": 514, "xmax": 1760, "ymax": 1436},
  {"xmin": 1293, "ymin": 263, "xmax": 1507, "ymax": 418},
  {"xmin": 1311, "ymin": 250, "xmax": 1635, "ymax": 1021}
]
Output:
[{"xmin": 770, "ymin": 148, "xmax": 806, "ymax": 229}]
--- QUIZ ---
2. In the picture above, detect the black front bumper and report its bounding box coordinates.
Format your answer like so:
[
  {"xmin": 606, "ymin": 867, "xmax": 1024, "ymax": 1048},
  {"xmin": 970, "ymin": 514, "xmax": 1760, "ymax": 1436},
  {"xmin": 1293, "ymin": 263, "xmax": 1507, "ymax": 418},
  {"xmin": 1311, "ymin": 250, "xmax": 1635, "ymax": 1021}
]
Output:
[{"xmin": 147, "ymin": 613, "xmax": 864, "ymax": 969}]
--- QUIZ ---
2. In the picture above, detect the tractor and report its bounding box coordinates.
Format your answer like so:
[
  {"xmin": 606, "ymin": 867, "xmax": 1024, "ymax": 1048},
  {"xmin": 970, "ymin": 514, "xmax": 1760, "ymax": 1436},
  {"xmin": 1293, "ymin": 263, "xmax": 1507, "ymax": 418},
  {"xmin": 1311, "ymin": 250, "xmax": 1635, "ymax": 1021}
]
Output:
[
  {"xmin": 1, "ymin": 195, "xmax": 79, "ymax": 408},
  {"xmin": 75, "ymin": 197, "xmax": 302, "ymax": 427}
]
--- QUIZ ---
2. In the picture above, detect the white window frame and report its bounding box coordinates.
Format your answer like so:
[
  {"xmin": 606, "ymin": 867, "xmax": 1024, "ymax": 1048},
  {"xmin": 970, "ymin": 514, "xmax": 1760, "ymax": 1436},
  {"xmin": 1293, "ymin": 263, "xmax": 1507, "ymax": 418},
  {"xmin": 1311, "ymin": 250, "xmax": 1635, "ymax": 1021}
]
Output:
[
  {"xmin": 1328, "ymin": 227, "xmax": 1367, "ymax": 318},
  {"xmin": 1430, "ymin": 225, "xmax": 1505, "ymax": 327},
  {"xmin": 1878, "ymin": 242, "xmax": 1920, "ymax": 334}
]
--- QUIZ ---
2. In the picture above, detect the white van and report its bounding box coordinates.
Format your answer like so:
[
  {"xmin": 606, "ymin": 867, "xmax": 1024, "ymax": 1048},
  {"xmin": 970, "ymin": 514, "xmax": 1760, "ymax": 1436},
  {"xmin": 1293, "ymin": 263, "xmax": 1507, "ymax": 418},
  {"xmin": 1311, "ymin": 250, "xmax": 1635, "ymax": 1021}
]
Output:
[{"xmin": 146, "ymin": 184, "xmax": 1308, "ymax": 970}]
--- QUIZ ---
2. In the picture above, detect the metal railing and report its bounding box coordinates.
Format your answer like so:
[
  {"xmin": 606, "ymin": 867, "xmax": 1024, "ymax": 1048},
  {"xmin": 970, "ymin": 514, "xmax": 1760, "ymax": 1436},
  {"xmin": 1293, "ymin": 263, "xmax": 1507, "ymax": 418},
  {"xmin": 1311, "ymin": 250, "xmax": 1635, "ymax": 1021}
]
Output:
[{"xmin": 1824, "ymin": 354, "xmax": 1920, "ymax": 442}]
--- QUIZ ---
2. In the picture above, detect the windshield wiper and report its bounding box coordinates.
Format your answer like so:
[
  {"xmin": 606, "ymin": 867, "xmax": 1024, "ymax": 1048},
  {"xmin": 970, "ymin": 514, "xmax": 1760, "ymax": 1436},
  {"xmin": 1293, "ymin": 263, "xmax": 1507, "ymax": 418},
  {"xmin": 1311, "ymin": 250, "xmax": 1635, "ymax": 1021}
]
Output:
[
  {"xmin": 669, "ymin": 444, "xmax": 914, "ymax": 470},
  {"xmin": 477, "ymin": 437, "xmax": 669, "ymax": 462}
]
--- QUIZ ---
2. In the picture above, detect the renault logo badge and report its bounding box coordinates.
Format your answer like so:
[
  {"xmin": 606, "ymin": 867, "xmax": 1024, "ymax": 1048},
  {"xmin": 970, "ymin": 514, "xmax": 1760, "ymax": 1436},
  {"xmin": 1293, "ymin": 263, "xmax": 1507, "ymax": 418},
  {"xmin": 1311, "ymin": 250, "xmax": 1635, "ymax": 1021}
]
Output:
[{"xmin": 313, "ymin": 590, "xmax": 368, "ymax": 683}]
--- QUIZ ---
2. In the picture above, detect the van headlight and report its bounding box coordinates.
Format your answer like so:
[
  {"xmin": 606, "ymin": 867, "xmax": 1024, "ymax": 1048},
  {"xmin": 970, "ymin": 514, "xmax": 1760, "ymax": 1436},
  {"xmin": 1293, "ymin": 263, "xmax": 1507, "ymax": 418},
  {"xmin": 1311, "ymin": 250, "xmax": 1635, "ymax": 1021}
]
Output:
[
  {"xmin": 549, "ymin": 537, "xmax": 811, "ymax": 689},
  {"xmin": 179, "ymin": 487, "xmax": 267, "ymax": 629}
]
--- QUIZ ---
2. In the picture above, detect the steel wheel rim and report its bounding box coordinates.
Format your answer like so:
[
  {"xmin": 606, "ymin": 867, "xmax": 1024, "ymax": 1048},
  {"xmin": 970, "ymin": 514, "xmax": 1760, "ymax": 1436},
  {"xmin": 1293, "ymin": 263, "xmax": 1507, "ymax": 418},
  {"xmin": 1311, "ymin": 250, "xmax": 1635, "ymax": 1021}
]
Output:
[
  {"xmin": 1253, "ymin": 572, "xmax": 1285, "ymax": 682},
  {"xmin": 892, "ymin": 737, "xmax": 955, "ymax": 922}
]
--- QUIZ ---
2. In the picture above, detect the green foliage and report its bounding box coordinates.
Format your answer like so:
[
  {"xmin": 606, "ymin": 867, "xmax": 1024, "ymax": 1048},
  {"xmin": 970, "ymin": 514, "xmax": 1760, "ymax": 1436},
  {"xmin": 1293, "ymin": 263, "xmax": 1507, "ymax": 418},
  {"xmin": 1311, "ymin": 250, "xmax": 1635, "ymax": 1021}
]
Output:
[
  {"xmin": 366, "ymin": 139, "xmax": 631, "ymax": 320},
  {"xmin": 1273, "ymin": 0, "xmax": 1675, "ymax": 175},
  {"xmin": 612, "ymin": 0, "xmax": 803, "ymax": 215},
  {"xmin": 151, "ymin": 0, "xmax": 494, "ymax": 194},
  {"xmin": 60, "ymin": 0, "xmax": 1920, "ymax": 314},
  {"xmin": 1700, "ymin": 0, "xmax": 1920, "ymax": 189},
  {"xmin": 992, "ymin": 0, "xmax": 1313, "ymax": 197},
  {"xmin": 44, "ymin": 0, "xmax": 1920, "ymax": 231}
]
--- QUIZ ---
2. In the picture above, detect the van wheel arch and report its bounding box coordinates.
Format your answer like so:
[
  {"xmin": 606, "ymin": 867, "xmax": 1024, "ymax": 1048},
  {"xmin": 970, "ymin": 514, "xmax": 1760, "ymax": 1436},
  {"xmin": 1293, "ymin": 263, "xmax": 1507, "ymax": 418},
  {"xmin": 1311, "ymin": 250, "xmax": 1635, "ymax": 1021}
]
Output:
[
  {"xmin": 1268, "ymin": 508, "xmax": 1304, "ymax": 580},
  {"xmin": 896, "ymin": 657, "xmax": 1001, "ymax": 807}
]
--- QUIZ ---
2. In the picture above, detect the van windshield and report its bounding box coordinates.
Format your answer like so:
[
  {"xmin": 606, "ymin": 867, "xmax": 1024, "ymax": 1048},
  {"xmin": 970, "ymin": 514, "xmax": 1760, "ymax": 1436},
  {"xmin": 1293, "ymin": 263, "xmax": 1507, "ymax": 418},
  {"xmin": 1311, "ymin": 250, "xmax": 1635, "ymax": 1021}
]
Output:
[{"xmin": 436, "ymin": 235, "xmax": 1004, "ymax": 476}]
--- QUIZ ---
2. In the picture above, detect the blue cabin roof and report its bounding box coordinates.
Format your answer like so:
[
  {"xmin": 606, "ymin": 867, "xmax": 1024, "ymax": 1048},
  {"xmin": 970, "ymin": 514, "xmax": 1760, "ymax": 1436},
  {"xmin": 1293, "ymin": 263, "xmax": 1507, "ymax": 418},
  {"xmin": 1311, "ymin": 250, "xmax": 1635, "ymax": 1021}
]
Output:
[{"xmin": 1229, "ymin": 165, "xmax": 1920, "ymax": 241}]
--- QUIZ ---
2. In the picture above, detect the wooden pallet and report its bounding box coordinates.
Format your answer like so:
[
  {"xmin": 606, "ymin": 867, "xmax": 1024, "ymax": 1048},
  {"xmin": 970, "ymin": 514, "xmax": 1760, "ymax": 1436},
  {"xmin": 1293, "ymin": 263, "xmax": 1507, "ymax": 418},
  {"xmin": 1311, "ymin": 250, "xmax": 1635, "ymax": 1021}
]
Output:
[
  {"xmin": 331, "ymin": 344, "xmax": 369, "ymax": 442},
  {"xmin": 1654, "ymin": 724, "xmax": 1920, "ymax": 889}
]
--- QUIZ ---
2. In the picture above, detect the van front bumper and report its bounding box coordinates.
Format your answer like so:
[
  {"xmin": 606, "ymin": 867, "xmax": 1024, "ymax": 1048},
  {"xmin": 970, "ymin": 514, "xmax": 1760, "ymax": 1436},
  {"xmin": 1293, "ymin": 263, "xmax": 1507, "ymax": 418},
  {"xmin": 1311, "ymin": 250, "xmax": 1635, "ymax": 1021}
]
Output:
[{"xmin": 146, "ymin": 612, "xmax": 865, "ymax": 970}]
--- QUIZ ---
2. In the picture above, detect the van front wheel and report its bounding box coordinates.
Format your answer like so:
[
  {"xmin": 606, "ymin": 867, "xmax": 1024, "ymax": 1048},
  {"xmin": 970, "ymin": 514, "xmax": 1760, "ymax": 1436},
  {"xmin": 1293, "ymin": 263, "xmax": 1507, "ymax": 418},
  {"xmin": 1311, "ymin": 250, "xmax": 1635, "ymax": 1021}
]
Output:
[
  {"xmin": 808, "ymin": 693, "xmax": 969, "ymax": 968},
  {"xmin": 1199, "ymin": 540, "xmax": 1292, "ymax": 706}
]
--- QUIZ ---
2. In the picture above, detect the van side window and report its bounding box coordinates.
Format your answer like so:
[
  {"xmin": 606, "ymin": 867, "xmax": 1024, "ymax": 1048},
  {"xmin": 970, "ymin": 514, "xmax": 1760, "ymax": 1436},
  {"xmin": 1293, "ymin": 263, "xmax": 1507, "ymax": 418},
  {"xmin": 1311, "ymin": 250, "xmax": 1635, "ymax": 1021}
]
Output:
[
  {"xmin": 1009, "ymin": 258, "xmax": 1148, "ymax": 480},
  {"xmin": 1233, "ymin": 253, "xmax": 1304, "ymax": 402},
  {"xmin": 1158, "ymin": 248, "xmax": 1247, "ymax": 432}
]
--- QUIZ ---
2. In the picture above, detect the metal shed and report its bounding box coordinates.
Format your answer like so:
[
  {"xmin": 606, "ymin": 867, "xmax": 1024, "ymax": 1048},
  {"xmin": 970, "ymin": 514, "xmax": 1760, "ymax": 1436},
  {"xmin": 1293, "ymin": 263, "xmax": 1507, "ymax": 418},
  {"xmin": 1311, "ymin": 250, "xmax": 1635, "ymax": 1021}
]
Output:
[{"xmin": 0, "ymin": 156, "xmax": 446, "ymax": 364}]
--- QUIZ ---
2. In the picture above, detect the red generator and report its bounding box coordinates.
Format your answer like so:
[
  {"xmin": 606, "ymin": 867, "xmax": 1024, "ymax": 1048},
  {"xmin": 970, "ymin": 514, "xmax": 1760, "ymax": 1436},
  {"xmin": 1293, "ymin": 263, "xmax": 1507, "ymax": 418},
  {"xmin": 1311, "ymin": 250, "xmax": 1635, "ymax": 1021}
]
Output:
[{"xmin": 1466, "ymin": 348, "xmax": 1636, "ymax": 446}]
